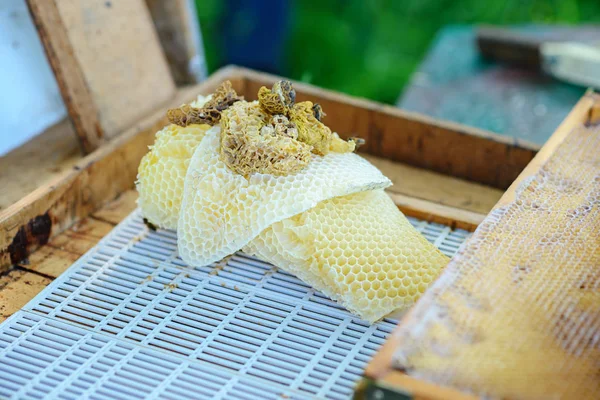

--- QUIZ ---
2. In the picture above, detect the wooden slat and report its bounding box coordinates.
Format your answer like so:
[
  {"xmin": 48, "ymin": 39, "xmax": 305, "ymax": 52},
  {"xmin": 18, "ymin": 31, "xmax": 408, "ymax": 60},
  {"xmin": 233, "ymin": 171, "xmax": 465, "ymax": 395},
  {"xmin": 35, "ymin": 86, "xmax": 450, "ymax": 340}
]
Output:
[
  {"xmin": 0, "ymin": 66, "xmax": 244, "ymax": 273},
  {"xmin": 363, "ymin": 91, "xmax": 600, "ymax": 400},
  {"xmin": 47, "ymin": 218, "xmax": 113, "ymax": 256},
  {"xmin": 25, "ymin": 217, "xmax": 114, "ymax": 279},
  {"xmin": 145, "ymin": 0, "xmax": 202, "ymax": 85},
  {"xmin": 240, "ymin": 68, "xmax": 540, "ymax": 190},
  {"xmin": 92, "ymin": 190, "xmax": 138, "ymax": 225},
  {"xmin": 389, "ymin": 193, "xmax": 485, "ymax": 232},
  {"xmin": 0, "ymin": 119, "xmax": 79, "ymax": 210},
  {"xmin": 0, "ymin": 269, "xmax": 52, "ymax": 323},
  {"xmin": 364, "ymin": 155, "xmax": 503, "ymax": 215},
  {"xmin": 26, "ymin": 246, "xmax": 79, "ymax": 279},
  {"xmin": 26, "ymin": 0, "xmax": 103, "ymax": 153},
  {"xmin": 20, "ymin": 191, "xmax": 138, "ymax": 280},
  {"xmin": 27, "ymin": 0, "xmax": 177, "ymax": 152}
]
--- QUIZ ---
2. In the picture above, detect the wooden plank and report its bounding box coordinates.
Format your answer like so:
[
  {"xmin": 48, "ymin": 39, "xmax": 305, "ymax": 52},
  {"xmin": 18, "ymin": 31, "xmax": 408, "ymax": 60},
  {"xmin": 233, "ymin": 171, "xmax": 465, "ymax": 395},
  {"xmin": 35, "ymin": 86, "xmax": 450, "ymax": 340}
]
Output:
[
  {"xmin": 27, "ymin": 0, "xmax": 177, "ymax": 152},
  {"xmin": 19, "ymin": 191, "xmax": 138, "ymax": 282},
  {"xmin": 0, "ymin": 66, "xmax": 245, "ymax": 273},
  {"xmin": 240, "ymin": 68, "xmax": 540, "ymax": 190},
  {"xmin": 0, "ymin": 269, "xmax": 52, "ymax": 323},
  {"xmin": 92, "ymin": 190, "xmax": 138, "ymax": 225},
  {"xmin": 26, "ymin": 245, "xmax": 79, "ymax": 279},
  {"xmin": 363, "ymin": 155, "xmax": 503, "ymax": 215},
  {"xmin": 0, "ymin": 119, "xmax": 79, "ymax": 210},
  {"xmin": 47, "ymin": 218, "xmax": 113, "ymax": 257},
  {"xmin": 26, "ymin": 0, "xmax": 103, "ymax": 153},
  {"xmin": 389, "ymin": 193, "xmax": 485, "ymax": 232},
  {"xmin": 364, "ymin": 91, "xmax": 600, "ymax": 400},
  {"xmin": 145, "ymin": 0, "xmax": 202, "ymax": 85}
]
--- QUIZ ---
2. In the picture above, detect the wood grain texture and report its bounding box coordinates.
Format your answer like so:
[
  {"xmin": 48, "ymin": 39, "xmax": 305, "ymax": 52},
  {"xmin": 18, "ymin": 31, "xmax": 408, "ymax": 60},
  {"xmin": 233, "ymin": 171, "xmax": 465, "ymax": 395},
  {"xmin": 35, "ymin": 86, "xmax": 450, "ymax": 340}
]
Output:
[
  {"xmin": 389, "ymin": 193, "xmax": 485, "ymax": 232},
  {"xmin": 27, "ymin": 245, "xmax": 80, "ymax": 279},
  {"xmin": 145, "ymin": 0, "xmax": 200, "ymax": 85},
  {"xmin": 47, "ymin": 217, "xmax": 113, "ymax": 257},
  {"xmin": 240, "ymin": 68, "xmax": 540, "ymax": 190},
  {"xmin": 92, "ymin": 190, "xmax": 138, "ymax": 225},
  {"xmin": 0, "ymin": 191, "xmax": 139, "ymax": 322},
  {"xmin": 26, "ymin": 0, "xmax": 103, "ymax": 153},
  {"xmin": 0, "ymin": 269, "xmax": 52, "ymax": 323},
  {"xmin": 363, "ymin": 155, "xmax": 503, "ymax": 215},
  {"xmin": 0, "ymin": 119, "xmax": 80, "ymax": 211},
  {"xmin": 27, "ymin": 0, "xmax": 177, "ymax": 151},
  {"xmin": 0, "ymin": 67, "xmax": 244, "ymax": 273}
]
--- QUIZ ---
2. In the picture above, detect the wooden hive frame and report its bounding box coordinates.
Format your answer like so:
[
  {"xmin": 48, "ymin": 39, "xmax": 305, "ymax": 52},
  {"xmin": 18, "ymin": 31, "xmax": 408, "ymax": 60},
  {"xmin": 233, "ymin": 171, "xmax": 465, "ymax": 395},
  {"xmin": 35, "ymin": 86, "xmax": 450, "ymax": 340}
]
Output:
[
  {"xmin": 2, "ymin": 1, "xmax": 598, "ymax": 398},
  {"xmin": 357, "ymin": 91, "xmax": 600, "ymax": 399}
]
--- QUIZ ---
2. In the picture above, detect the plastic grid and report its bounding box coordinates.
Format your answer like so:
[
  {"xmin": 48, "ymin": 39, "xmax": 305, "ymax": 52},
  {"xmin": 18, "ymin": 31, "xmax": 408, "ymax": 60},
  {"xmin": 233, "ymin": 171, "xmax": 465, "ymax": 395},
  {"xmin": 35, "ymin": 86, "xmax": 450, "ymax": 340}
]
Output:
[{"xmin": 0, "ymin": 210, "xmax": 471, "ymax": 400}]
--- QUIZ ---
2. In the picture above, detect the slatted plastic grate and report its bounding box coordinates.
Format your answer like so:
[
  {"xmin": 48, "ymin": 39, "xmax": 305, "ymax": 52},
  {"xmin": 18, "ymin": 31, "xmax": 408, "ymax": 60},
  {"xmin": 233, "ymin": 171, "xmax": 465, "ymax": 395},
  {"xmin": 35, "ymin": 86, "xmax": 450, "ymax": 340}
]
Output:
[{"xmin": 0, "ymin": 210, "xmax": 470, "ymax": 400}]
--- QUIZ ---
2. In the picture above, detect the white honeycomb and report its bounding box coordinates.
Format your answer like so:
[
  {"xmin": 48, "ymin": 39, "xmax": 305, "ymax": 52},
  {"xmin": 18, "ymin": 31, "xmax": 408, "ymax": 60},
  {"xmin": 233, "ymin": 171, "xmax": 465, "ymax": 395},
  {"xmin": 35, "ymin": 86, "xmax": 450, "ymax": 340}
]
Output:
[
  {"xmin": 136, "ymin": 123, "xmax": 210, "ymax": 229},
  {"xmin": 243, "ymin": 189, "xmax": 449, "ymax": 323},
  {"xmin": 177, "ymin": 126, "xmax": 391, "ymax": 266}
]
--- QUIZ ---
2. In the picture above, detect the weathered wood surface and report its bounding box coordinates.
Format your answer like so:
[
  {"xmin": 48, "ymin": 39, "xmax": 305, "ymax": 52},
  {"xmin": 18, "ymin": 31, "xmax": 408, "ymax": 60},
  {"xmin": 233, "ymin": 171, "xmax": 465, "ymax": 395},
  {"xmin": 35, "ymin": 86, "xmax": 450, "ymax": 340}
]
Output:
[
  {"xmin": 389, "ymin": 193, "xmax": 485, "ymax": 232},
  {"xmin": 27, "ymin": 0, "xmax": 176, "ymax": 152},
  {"xmin": 26, "ymin": 0, "xmax": 103, "ymax": 153},
  {"xmin": 0, "ymin": 190, "xmax": 138, "ymax": 323},
  {"xmin": 145, "ymin": 0, "xmax": 202, "ymax": 85},
  {"xmin": 2, "ymin": 66, "xmax": 519, "ymax": 272},
  {"xmin": 363, "ymin": 155, "xmax": 503, "ymax": 215},
  {"xmin": 0, "ymin": 269, "xmax": 52, "ymax": 323},
  {"xmin": 0, "ymin": 119, "xmax": 79, "ymax": 210},
  {"xmin": 0, "ymin": 67, "xmax": 242, "ymax": 273},
  {"xmin": 363, "ymin": 91, "xmax": 600, "ymax": 400}
]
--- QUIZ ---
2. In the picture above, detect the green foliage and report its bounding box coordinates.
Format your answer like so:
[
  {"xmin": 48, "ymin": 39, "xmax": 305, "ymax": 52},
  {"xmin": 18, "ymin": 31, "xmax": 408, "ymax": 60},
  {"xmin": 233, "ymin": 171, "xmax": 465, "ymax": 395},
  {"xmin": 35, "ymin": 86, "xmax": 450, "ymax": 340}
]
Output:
[{"xmin": 196, "ymin": 0, "xmax": 600, "ymax": 104}]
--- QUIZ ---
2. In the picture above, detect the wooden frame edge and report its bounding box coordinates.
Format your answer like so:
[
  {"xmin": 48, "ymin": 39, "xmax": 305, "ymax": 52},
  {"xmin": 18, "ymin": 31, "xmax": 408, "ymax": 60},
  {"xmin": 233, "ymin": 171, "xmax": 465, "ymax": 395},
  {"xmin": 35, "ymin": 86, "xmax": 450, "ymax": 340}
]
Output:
[
  {"xmin": 361, "ymin": 90, "xmax": 600, "ymax": 400},
  {"xmin": 388, "ymin": 193, "xmax": 484, "ymax": 232},
  {"xmin": 496, "ymin": 91, "xmax": 599, "ymax": 208},
  {"xmin": 26, "ymin": 0, "xmax": 104, "ymax": 154}
]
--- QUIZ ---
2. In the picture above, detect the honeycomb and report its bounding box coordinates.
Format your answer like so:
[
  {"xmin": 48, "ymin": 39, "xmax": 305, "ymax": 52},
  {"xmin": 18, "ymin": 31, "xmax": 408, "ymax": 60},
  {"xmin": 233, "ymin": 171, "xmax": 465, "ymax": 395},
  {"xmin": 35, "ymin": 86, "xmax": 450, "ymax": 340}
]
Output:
[
  {"xmin": 258, "ymin": 80, "xmax": 295, "ymax": 115},
  {"xmin": 137, "ymin": 82, "xmax": 451, "ymax": 323},
  {"xmin": 392, "ymin": 124, "xmax": 600, "ymax": 399},
  {"xmin": 257, "ymin": 81, "xmax": 356, "ymax": 156},
  {"xmin": 136, "ymin": 122, "xmax": 210, "ymax": 229},
  {"xmin": 177, "ymin": 126, "xmax": 391, "ymax": 266},
  {"xmin": 243, "ymin": 189, "xmax": 449, "ymax": 323},
  {"xmin": 167, "ymin": 80, "xmax": 242, "ymax": 127},
  {"xmin": 288, "ymin": 100, "xmax": 355, "ymax": 155},
  {"xmin": 219, "ymin": 101, "xmax": 312, "ymax": 177}
]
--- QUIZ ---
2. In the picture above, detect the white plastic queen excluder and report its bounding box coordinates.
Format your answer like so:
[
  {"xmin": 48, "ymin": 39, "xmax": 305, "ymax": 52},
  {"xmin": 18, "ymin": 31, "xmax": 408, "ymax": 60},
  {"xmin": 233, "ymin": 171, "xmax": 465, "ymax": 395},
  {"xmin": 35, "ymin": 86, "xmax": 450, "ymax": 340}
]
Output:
[{"xmin": 0, "ymin": 210, "xmax": 470, "ymax": 400}]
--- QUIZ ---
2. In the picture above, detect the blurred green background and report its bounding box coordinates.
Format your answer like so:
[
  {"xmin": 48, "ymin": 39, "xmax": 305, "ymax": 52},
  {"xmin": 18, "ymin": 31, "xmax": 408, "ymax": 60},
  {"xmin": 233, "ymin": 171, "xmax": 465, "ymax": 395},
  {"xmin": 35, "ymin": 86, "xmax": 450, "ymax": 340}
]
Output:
[{"xmin": 196, "ymin": 0, "xmax": 600, "ymax": 104}]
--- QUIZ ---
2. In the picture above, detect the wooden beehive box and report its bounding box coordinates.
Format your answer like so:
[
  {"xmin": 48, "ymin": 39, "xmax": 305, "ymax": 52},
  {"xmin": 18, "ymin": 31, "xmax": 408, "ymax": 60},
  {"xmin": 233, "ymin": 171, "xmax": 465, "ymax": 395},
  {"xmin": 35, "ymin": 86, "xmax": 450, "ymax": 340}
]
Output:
[
  {"xmin": 1, "ymin": 2, "xmax": 599, "ymax": 398},
  {"xmin": 0, "ymin": 65, "xmax": 543, "ymax": 274}
]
